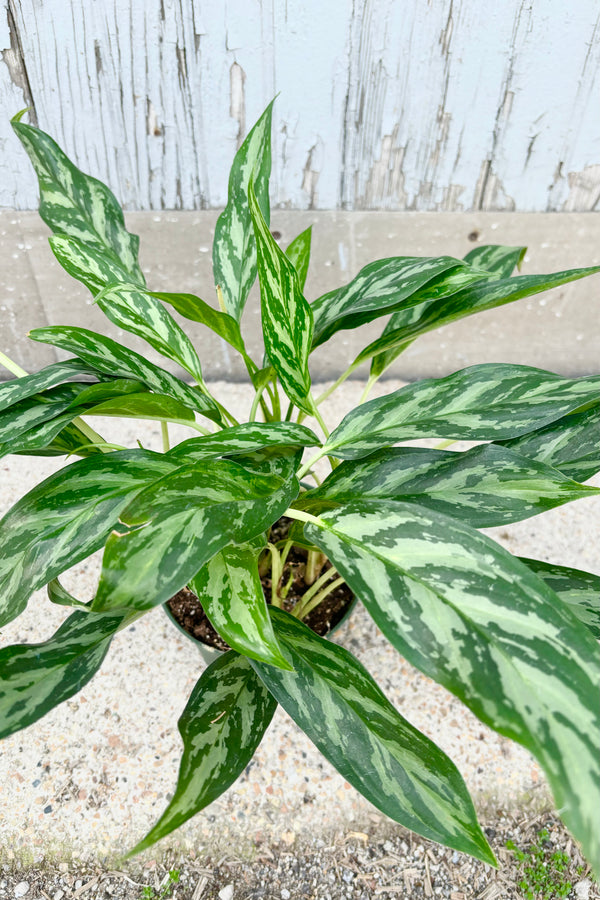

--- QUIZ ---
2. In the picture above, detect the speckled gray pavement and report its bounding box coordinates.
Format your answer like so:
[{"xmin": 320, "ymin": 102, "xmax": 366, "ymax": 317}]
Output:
[{"xmin": 1, "ymin": 381, "xmax": 598, "ymax": 863}]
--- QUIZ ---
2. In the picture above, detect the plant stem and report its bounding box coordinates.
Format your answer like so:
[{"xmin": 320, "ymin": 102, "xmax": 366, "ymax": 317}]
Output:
[
  {"xmin": 296, "ymin": 451, "xmax": 327, "ymax": 482},
  {"xmin": 283, "ymin": 507, "xmax": 326, "ymax": 528},
  {"xmin": 359, "ymin": 373, "xmax": 379, "ymax": 404},
  {"xmin": 161, "ymin": 421, "xmax": 170, "ymax": 452},
  {"xmin": 264, "ymin": 543, "xmax": 283, "ymax": 608},
  {"xmin": 297, "ymin": 575, "xmax": 346, "ymax": 620},
  {"xmin": 309, "ymin": 394, "xmax": 330, "ymax": 439},
  {"xmin": 314, "ymin": 360, "xmax": 361, "ymax": 407},
  {"xmin": 70, "ymin": 416, "xmax": 110, "ymax": 451},
  {"xmin": 0, "ymin": 350, "xmax": 28, "ymax": 377}
]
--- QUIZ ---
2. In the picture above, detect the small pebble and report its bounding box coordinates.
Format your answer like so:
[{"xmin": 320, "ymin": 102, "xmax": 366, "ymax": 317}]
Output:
[
  {"xmin": 281, "ymin": 890, "xmax": 291, "ymax": 899},
  {"xmin": 13, "ymin": 884, "xmax": 29, "ymax": 898},
  {"xmin": 53, "ymin": 891, "xmax": 64, "ymax": 900},
  {"xmin": 218, "ymin": 885, "xmax": 234, "ymax": 900},
  {"xmin": 574, "ymin": 880, "xmax": 591, "ymax": 900}
]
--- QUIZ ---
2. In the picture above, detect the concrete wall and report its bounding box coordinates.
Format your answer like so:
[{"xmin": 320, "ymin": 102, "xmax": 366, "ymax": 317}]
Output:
[{"xmin": 1, "ymin": 0, "xmax": 599, "ymax": 212}]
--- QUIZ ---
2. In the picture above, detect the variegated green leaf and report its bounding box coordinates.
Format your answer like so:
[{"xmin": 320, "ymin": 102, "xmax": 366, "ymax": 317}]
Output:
[
  {"xmin": 518, "ymin": 558, "xmax": 600, "ymax": 639},
  {"xmin": 189, "ymin": 543, "xmax": 291, "ymax": 669},
  {"xmin": 94, "ymin": 284, "xmax": 205, "ymax": 384},
  {"xmin": 83, "ymin": 392, "xmax": 196, "ymax": 425},
  {"xmin": 0, "ymin": 450, "xmax": 175, "ymax": 627},
  {"xmin": 364, "ymin": 263, "xmax": 493, "ymax": 376},
  {"xmin": 360, "ymin": 265, "xmax": 600, "ymax": 367},
  {"xmin": 311, "ymin": 256, "xmax": 484, "ymax": 348},
  {"xmin": 252, "ymin": 608, "xmax": 495, "ymax": 864},
  {"xmin": 231, "ymin": 446, "xmax": 303, "ymax": 480},
  {"xmin": 92, "ymin": 459, "xmax": 299, "ymax": 614},
  {"xmin": 302, "ymin": 444, "xmax": 600, "ymax": 528},
  {"xmin": 12, "ymin": 113, "xmax": 144, "ymax": 285},
  {"xmin": 49, "ymin": 234, "xmax": 133, "ymax": 295},
  {"xmin": 0, "ymin": 609, "xmax": 128, "ymax": 739},
  {"xmin": 0, "ymin": 359, "xmax": 103, "ymax": 414},
  {"xmin": 498, "ymin": 403, "xmax": 600, "ymax": 483},
  {"xmin": 248, "ymin": 180, "xmax": 313, "ymax": 414},
  {"xmin": 324, "ymin": 364, "xmax": 600, "ymax": 460},
  {"xmin": 462, "ymin": 244, "xmax": 526, "ymax": 278},
  {"xmin": 285, "ymin": 226, "xmax": 312, "ymax": 291},
  {"xmin": 0, "ymin": 410, "xmax": 90, "ymax": 460},
  {"xmin": 168, "ymin": 422, "xmax": 319, "ymax": 463},
  {"xmin": 65, "ymin": 378, "xmax": 146, "ymax": 408},
  {"xmin": 151, "ymin": 291, "xmax": 247, "ymax": 357},
  {"xmin": 304, "ymin": 502, "xmax": 600, "ymax": 871},
  {"xmin": 29, "ymin": 326, "xmax": 220, "ymax": 421},
  {"xmin": 125, "ymin": 652, "xmax": 277, "ymax": 857},
  {"xmin": 47, "ymin": 578, "xmax": 93, "ymax": 611},
  {"xmin": 0, "ymin": 383, "xmax": 89, "ymax": 443},
  {"xmin": 212, "ymin": 101, "xmax": 274, "ymax": 321}
]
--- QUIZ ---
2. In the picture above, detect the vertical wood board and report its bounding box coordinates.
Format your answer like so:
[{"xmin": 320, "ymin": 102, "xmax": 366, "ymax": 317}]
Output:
[{"xmin": 1, "ymin": 0, "xmax": 599, "ymax": 211}]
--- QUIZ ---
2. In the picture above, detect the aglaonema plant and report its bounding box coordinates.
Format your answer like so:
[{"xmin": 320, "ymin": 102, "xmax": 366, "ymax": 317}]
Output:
[{"xmin": 1, "ymin": 102, "xmax": 599, "ymax": 869}]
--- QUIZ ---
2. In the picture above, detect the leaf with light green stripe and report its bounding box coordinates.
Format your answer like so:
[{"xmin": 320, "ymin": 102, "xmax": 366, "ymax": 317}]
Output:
[
  {"xmin": 47, "ymin": 578, "xmax": 92, "ymax": 611},
  {"xmin": 304, "ymin": 502, "xmax": 600, "ymax": 872},
  {"xmin": 0, "ymin": 383, "xmax": 89, "ymax": 444},
  {"xmin": 252, "ymin": 608, "xmax": 495, "ymax": 864},
  {"xmin": 0, "ymin": 609, "xmax": 129, "ymax": 739},
  {"xmin": 212, "ymin": 101, "xmax": 274, "ymax": 321},
  {"xmin": 0, "ymin": 449, "xmax": 176, "ymax": 627},
  {"xmin": 302, "ymin": 444, "xmax": 600, "ymax": 527},
  {"xmin": 152, "ymin": 291, "xmax": 247, "ymax": 357},
  {"xmin": 231, "ymin": 445, "xmax": 303, "ymax": 480},
  {"xmin": 359, "ymin": 265, "xmax": 600, "ymax": 368},
  {"xmin": 168, "ymin": 422, "xmax": 319, "ymax": 463},
  {"xmin": 365, "ymin": 262, "xmax": 492, "ymax": 376},
  {"xmin": 462, "ymin": 244, "xmax": 526, "ymax": 278},
  {"xmin": 83, "ymin": 392, "xmax": 197, "ymax": 425},
  {"xmin": 49, "ymin": 234, "xmax": 134, "ymax": 295},
  {"xmin": 29, "ymin": 326, "xmax": 220, "ymax": 421},
  {"xmin": 0, "ymin": 410, "xmax": 90, "ymax": 460},
  {"xmin": 518, "ymin": 558, "xmax": 600, "ymax": 639},
  {"xmin": 12, "ymin": 113, "xmax": 144, "ymax": 285},
  {"xmin": 498, "ymin": 403, "xmax": 600, "ymax": 483},
  {"xmin": 249, "ymin": 181, "xmax": 313, "ymax": 413},
  {"xmin": 125, "ymin": 652, "xmax": 277, "ymax": 857},
  {"xmin": 189, "ymin": 542, "xmax": 291, "ymax": 669},
  {"xmin": 93, "ymin": 284, "xmax": 205, "ymax": 384},
  {"xmin": 0, "ymin": 359, "xmax": 104, "ymax": 413},
  {"xmin": 324, "ymin": 364, "xmax": 600, "ymax": 460},
  {"xmin": 311, "ymin": 256, "xmax": 487, "ymax": 348},
  {"xmin": 92, "ymin": 459, "xmax": 299, "ymax": 614},
  {"xmin": 285, "ymin": 226, "xmax": 312, "ymax": 290}
]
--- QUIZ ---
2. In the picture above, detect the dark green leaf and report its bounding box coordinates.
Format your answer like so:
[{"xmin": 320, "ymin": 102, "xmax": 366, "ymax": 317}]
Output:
[
  {"xmin": 167, "ymin": 422, "xmax": 320, "ymax": 463},
  {"xmin": 189, "ymin": 542, "xmax": 291, "ymax": 669},
  {"xmin": 249, "ymin": 180, "xmax": 313, "ymax": 413},
  {"xmin": 462, "ymin": 244, "xmax": 526, "ymax": 278},
  {"xmin": 518, "ymin": 558, "xmax": 600, "ymax": 638},
  {"xmin": 212, "ymin": 101, "xmax": 274, "ymax": 321},
  {"xmin": 126, "ymin": 652, "xmax": 277, "ymax": 857},
  {"xmin": 29, "ymin": 326, "xmax": 220, "ymax": 421},
  {"xmin": 0, "ymin": 610, "xmax": 128, "ymax": 739},
  {"xmin": 12, "ymin": 113, "xmax": 144, "ymax": 285},
  {"xmin": 359, "ymin": 265, "xmax": 600, "ymax": 366},
  {"xmin": 94, "ymin": 284, "xmax": 205, "ymax": 383},
  {"xmin": 311, "ymin": 256, "xmax": 484, "ymax": 348},
  {"xmin": 302, "ymin": 444, "xmax": 600, "ymax": 527},
  {"xmin": 498, "ymin": 403, "xmax": 600, "ymax": 482},
  {"xmin": 252, "ymin": 609, "xmax": 495, "ymax": 864},
  {"xmin": 324, "ymin": 364, "xmax": 600, "ymax": 460},
  {"xmin": 285, "ymin": 226, "xmax": 312, "ymax": 291},
  {"xmin": 0, "ymin": 449, "xmax": 175, "ymax": 627},
  {"xmin": 151, "ymin": 291, "xmax": 247, "ymax": 356},
  {"xmin": 304, "ymin": 502, "xmax": 600, "ymax": 872},
  {"xmin": 92, "ymin": 459, "xmax": 299, "ymax": 613}
]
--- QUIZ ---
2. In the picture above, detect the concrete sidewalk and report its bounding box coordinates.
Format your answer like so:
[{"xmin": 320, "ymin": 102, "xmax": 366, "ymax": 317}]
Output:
[{"xmin": 1, "ymin": 381, "xmax": 598, "ymax": 864}]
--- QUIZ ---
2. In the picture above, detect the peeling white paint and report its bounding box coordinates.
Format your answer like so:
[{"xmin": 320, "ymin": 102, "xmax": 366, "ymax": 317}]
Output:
[{"xmin": 0, "ymin": 0, "xmax": 598, "ymax": 211}]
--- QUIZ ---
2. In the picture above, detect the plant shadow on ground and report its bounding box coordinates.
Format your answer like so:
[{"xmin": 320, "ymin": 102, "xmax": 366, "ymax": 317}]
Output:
[{"xmin": 0, "ymin": 810, "xmax": 596, "ymax": 900}]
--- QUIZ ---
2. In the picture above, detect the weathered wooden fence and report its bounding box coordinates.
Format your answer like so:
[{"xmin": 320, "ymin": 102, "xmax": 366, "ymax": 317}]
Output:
[{"xmin": 1, "ymin": 0, "xmax": 599, "ymax": 211}]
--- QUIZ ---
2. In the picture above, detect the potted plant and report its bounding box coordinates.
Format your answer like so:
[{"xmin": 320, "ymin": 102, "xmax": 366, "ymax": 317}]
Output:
[{"xmin": 0, "ymin": 102, "xmax": 599, "ymax": 870}]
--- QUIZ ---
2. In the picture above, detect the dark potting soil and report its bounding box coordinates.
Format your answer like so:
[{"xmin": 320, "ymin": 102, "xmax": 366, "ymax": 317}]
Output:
[{"xmin": 166, "ymin": 517, "xmax": 354, "ymax": 650}]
